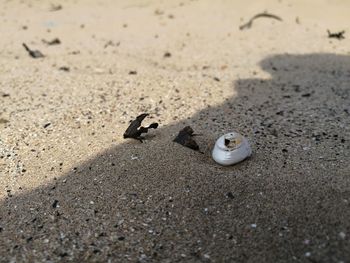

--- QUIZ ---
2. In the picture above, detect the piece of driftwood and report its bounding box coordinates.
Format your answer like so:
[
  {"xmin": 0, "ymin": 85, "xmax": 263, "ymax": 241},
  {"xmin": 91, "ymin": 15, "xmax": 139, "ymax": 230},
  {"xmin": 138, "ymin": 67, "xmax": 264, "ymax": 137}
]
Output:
[{"xmin": 239, "ymin": 12, "xmax": 282, "ymax": 30}]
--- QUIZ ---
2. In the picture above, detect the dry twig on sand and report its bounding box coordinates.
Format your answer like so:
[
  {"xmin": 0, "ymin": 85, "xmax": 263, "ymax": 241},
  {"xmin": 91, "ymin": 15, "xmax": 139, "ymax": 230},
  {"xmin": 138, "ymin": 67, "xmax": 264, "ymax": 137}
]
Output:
[
  {"xmin": 327, "ymin": 30, "xmax": 345, "ymax": 40},
  {"xmin": 239, "ymin": 12, "xmax": 282, "ymax": 30}
]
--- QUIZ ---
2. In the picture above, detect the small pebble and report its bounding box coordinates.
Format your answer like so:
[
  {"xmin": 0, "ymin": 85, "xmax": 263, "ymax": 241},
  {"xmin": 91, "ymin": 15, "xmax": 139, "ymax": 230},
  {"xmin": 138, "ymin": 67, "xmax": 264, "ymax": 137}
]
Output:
[
  {"xmin": 226, "ymin": 192, "xmax": 234, "ymax": 199},
  {"xmin": 164, "ymin": 52, "xmax": 171, "ymax": 58},
  {"xmin": 339, "ymin": 232, "xmax": 346, "ymax": 239}
]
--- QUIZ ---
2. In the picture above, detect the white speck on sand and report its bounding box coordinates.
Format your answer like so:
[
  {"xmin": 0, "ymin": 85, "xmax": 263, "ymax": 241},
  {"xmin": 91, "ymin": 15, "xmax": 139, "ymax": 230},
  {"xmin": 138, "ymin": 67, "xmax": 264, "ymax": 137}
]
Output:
[
  {"xmin": 339, "ymin": 232, "xmax": 346, "ymax": 239},
  {"xmin": 131, "ymin": 155, "xmax": 139, "ymax": 160},
  {"xmin": 203, "ymin": 253, "xmax": 210, "ymax": 259}
]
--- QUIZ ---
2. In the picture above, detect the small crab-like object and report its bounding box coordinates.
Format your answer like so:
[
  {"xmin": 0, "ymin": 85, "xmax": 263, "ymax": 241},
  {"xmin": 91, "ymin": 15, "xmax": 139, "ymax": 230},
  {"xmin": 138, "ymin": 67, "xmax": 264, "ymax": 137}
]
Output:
[{"xmin": 123, "ymin": 113, "xmax": 158, "ymax": 142}]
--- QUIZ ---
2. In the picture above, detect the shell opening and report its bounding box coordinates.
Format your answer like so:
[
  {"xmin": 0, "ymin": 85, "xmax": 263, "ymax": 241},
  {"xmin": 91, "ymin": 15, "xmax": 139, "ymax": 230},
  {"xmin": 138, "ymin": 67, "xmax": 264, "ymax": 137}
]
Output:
[{"xmin": 223, "ymin": 134, "xmax": 243, "ymax": 150}]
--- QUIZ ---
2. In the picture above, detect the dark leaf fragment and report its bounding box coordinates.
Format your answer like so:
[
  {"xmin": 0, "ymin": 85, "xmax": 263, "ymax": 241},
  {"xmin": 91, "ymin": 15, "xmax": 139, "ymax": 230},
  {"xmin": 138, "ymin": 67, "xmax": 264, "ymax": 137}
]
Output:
[
  {"xmin": 0, "ymin": 118, "xmax": 9, "ymax": 124},
  {"xmin": 52, "ymin": 200, "xmax": 59, "ymax": 208},
  {"xmin": 42, "ymin": 38, "xmax": 61, "ymax": 45},
  {"xmin": 59, "ymin": 66, "xmax": 70, "ymax": 72},
  {"xmin": 301, "ymin": 93, "xmax": 311, "ymax": 97},
  {"xmin": 226, "ymin": 192, "xmax": 234, "ymax": 199},
  {"xmin": 327, "ymin": 30, "xmax": 345, "ymax": 40},
  {"xmin": 239, "ymin": 12, "xmax": 282, "ymax": 30},
  {"xmin": 50, "ymin": 4, "xmax": 62, "ymax": 11},
  {"xmin": 123, "ymin": 113, "xmax": 158, "ymax": 142},
  {"xmin": 173, "ymin": 126, "xmax": 200, "ymax": 151},
  {"xmin": 22, "ymin": 43, "xmax": 44, "ymax": 58},
  {"xmin": 104, "ymin": 40, "xmax": 120, "ymax": 48}
]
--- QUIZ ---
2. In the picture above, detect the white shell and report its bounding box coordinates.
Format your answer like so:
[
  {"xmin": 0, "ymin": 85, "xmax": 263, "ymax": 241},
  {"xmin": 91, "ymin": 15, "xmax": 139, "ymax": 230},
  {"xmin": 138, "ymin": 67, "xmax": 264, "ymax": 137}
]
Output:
[{"xmin": 212, "ymin": 132, "xmax": 252, "ymax": 166}]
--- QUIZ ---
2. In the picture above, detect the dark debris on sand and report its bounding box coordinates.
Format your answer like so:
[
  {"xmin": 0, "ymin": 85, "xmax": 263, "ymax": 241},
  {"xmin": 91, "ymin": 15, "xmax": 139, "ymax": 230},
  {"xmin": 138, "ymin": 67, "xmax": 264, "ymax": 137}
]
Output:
[
  {"xmin": 327, "ymin": 30, "xmax": 345, "ymax": 40},
  {"xmin": 123, "ymin": 114, "xmax": 158, "ymax": 142},
  {"xmin": 173, "ymin": 126, "xmax": 200, "ymax": 151},
  {"xmin": 239, "ymin": 12, "xmax": 282, "ymax": 30},
  {"xmin": 22, "ymin": 43, "xmax": 44, "ymax": 58}
]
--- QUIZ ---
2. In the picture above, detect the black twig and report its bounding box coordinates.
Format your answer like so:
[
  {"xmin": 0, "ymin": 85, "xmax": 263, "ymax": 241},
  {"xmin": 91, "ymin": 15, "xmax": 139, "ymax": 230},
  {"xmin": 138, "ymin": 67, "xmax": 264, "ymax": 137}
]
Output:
[
  {"xmin": 22, "ymin": 43, "xmax": 45, "ymax": 58},
  {"xmin": 327, "ymin": 30, "xmax": 345, "ymax": 40},
  {"xmin": 240, "ymin": 12, "xmax": 282, "ymax": 30}
]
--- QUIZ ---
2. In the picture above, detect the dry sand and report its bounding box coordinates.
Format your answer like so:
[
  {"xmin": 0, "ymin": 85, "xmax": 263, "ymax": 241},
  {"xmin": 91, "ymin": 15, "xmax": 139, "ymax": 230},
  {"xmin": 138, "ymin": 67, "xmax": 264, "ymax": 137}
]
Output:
[{"xmin": 0, "ymin": 0, "xmax": 349, "ymax": 262}]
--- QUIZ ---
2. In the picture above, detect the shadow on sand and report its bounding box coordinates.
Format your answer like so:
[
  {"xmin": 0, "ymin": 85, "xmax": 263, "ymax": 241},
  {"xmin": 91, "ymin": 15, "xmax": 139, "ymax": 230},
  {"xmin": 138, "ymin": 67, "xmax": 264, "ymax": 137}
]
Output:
[{"xmin": 0, "ymin": 54, "xmax": 349, "ymax": 262}]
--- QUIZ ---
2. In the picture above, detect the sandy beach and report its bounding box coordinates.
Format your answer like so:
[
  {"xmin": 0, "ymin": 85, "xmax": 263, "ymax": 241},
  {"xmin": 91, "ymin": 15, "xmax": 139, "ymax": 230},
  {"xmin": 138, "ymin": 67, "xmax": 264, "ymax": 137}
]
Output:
[{"xmin": 0, "ymin": 0, "xmax": 349, "ymax": 262}]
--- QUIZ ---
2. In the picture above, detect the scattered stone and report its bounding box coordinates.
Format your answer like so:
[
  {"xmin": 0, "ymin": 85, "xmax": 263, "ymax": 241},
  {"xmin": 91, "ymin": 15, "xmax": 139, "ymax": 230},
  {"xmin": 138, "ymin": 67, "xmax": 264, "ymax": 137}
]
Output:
[
  {"xmin": 226, "ymin": 192, "xmax": 234, "ymax": 199},
  {"xmin": 131, "ymin": 155, "xmax": 139, "ymax": 160},
  {"xmin": 70, "ymin": 50, "xmax": 80, "ymax": 55},
  {"xmin": 104, "ymin": 40, "xmax": 120, "ymax": 48},
  {"xmin": 0, "ymin": 118, "xmax": 9, "ymax": 124},
  {"xmin": 52, "ymin": 200, "xmax": 59, "ymax": 208},
  {"xmin": 301, "ymin": 93, "xmax": 311, "ymax": 97},
  {"xmin": 154, "ymin": 9, "xmax": 164, "ymax": 15},
  {"xmin": 164, "ymin": 52, "xmax": 171, "ymax": 58},
  {"xmin": 50, "ymin": 4, "xmax": 62, "ymax": 11},
  {"xmin": 339, "ymin": 232, "xmax": 346, "ymax": 239}
]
